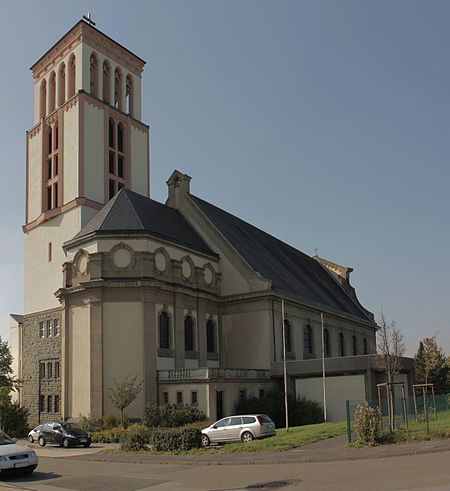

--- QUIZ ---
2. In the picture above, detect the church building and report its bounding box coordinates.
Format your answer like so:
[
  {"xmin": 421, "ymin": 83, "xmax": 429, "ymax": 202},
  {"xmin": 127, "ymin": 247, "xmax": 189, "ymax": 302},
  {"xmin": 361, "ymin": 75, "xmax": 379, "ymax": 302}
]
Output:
[{"xmin": 11, "ymin": 19, "xmax": 414, "ymax": 426}]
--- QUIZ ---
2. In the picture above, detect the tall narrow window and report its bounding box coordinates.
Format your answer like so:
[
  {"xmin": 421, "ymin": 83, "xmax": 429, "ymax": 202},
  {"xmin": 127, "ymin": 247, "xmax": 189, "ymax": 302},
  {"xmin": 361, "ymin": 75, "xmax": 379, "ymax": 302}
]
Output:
[
  {"xmin": 55, "ymin": 361, "xmax": 60, "ymax": 378},
  {"xmin": 39, "ymin": 395, "xmax": 45, "ymax": 412},
  {"xmin": 90, "ymin": 53, "xmax": 98, "ymax": 97},
  {"xmin": 159, "ymin": 311, "xmax": 170, "ymax": 350},
  {"xmin": 114, "ymin": 68, "xmax": 122, "ymax": 110},
  {"xmin": 47, "ymin": 395, "xmax": 52, "ymax": 413},
  {"xmin": 53, "ymin": 318, "xmax": 60, "ymax": 336},
  {"xmin": 48, "ymin": 242, "xmax": 52, "ymax": 262},
  {"xmin": 47, "ymin": 362, "xmax": 53, "ymax": 378},
  {"xmin": 46, "ymin": 320, "xmax": 52, "ymax": 337},
  {"xmin": 339, "ymin": 333, "xmax": 345, "ymax": 357},
  {"xmin": 45, "ymin": 122, "xmax": 59, "ymax": 210},
  {"xmin": 39, "ymin": 322, "xmax": 45, "ymax": 338},
  {"xmin": 49, "ymin": 71, "xmax": 56, "ymax": 114},
  {"xmin": 283, "ymin": 319, "xmax": 292, "ymax": 354},
  {"xmin": 108, "ymin": 118, "xmax": 126, "ymax": 199},
  {"xmin": 126, "ymin": 74, "xmax": 133, "ymax": 115},
  {"xmin": 103, "ymin": 60, "xmax": 111, "ymax": 103},
  {"xmin": 40, "ymin": 79, "xmax": 47, "ymax": 119},
  {"xmin": 206, "ymin": 319, "xmax": 215, "ymax": 353},
  {"xmin": 304, "ymin": 324, "xmax": 313, "ymax": 356},
  {"xmin": 363, "ymin": 337, "xmax": 368, "ymax": 355},
  {"xmin": 68, "ymin": 54, "xmax": 76, "ymax": 98},
  {"xmin": 352, "ymin": 335, "xmax": 357, "ymax": 356},
  {"xmin": 184, "ymin": 315, "xmax": 194, "ymax": 352},
  {"xmin": 58, "ymin": 63, "xmax": 65, "ymax": 106},
  {"xmin": 323, "ymin": 328, "xmax": 331, "ymax": 357},
  {"xmin": 54, "ymin": 395, "xmax": 60, "ymax": 413}
]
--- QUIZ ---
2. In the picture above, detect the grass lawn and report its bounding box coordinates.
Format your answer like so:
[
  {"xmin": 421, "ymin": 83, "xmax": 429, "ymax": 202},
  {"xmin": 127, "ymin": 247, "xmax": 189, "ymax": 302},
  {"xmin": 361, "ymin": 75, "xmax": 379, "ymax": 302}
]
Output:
[{"xmin": 190, "ymin": 420, "xmax": 347, "ymax": 454}]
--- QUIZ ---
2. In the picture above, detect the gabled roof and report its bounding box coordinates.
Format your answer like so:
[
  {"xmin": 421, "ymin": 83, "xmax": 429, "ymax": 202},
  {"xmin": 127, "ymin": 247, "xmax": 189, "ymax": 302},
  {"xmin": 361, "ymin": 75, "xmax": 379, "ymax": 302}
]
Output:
[
  {"xmin": 190, "ymin": 195, "xmax": 373, "ymax": 322},
  {"xmin": 68, "ymin": 189, "xmax": 216, "ymax": 256}
]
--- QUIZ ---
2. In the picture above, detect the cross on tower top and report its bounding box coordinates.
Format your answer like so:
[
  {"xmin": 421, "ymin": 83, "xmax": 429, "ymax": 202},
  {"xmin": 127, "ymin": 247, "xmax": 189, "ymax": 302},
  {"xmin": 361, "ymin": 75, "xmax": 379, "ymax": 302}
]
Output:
[{"xmin": 83, "ymin": 12, "xmax": 96, "ymax": 26}]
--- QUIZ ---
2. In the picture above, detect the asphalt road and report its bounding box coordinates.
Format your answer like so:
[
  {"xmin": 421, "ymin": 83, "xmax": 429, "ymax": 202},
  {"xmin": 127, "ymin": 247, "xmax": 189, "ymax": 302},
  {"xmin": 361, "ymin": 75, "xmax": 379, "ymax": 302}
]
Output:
[{"xmin": 2, "ymin": 449, "xmax": 450, "ymax": 491}]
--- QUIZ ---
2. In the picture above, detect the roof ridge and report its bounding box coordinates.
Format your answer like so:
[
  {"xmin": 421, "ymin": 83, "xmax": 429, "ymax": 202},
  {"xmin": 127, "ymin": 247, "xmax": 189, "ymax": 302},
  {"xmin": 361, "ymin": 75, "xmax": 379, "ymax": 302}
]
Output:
[{"xmin": 122, "ymin": 189, "xmax": 145, "ymax": 230}]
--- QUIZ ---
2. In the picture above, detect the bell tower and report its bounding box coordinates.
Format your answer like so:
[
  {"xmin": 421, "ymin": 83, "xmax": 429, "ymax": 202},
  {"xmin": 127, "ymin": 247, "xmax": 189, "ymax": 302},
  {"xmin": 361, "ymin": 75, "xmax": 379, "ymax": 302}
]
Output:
[{"xmin": 24, "ymin": 18, "xmax": 150, "ymax": 314}]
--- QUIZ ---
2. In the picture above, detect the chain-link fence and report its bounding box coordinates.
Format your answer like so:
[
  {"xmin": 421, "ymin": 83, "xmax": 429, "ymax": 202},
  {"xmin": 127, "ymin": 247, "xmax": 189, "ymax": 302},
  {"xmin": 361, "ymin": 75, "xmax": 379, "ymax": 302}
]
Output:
[{"xmin": 345, "ymin": 393, "xmax": 450, "ymax": 443}]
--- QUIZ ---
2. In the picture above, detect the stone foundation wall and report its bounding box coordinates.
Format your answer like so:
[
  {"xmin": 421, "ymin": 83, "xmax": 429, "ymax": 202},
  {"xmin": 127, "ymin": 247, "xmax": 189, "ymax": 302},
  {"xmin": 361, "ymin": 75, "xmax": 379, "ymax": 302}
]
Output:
[{"xmin": 21, "ymin": 309, "xmax": 62, "ymax": 427}]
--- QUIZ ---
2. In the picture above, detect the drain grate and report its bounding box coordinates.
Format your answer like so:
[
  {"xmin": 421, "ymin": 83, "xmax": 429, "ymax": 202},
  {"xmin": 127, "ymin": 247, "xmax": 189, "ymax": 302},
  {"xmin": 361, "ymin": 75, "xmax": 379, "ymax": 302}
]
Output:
[{"xmin": 246, "ymin": 481, "xmax": 293, "ymax": 490}]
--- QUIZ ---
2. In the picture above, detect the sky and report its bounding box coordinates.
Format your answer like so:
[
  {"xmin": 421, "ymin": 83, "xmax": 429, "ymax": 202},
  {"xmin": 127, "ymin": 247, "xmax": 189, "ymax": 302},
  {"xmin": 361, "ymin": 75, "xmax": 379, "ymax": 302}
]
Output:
[{"xmin": 0, "ymin": 0, "xmax": 449, "ymax": 356}]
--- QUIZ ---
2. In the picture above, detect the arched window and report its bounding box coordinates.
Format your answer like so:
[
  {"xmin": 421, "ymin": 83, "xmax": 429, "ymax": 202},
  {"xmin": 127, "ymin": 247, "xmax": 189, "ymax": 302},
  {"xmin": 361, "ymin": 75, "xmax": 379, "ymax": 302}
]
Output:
[
  {"xmin": 206, "ymin": 319, "xmax": 215, "ymax": 353},
  {"xmin": 323, "ymin": 328, "xmax": 331, "ymax": 357},
  {"xmin": 90, "ymin": 52, "xmax": 98, "ymax": 97},
  {"xmin": 352, "ymin": 335, "xmax": 357, "ymax": 356},
  {"xmin": 339, "ymin": 332, "xmax": 345, "ymax": 357},
  {"xmin": 363, "ymin": 337, "xmax": 368, "ymax": 355},
  {"xmin": 45, "ymin": 122, "xmax": 59, "ymax": 211},
  {"xmin": 108, "ymin": 118, "xmax": 126, "ymax": 199},
  {"xmin": 126, "ymin": 74, "xmax": 133, "ymax": 115},
  {"xmin": 114, "ymin": 68, "xmax": 122, "ymax": 110},
  {"xmin": 304, "ymin": 324, "xmax": 313, "ymax": 356},
  {"xmin": 68, "ymin": 54, "xmax": 76, "ymax": 98},
  {"xmin": 283, "ymin": 319, "xmax": 292, "ymax": 354},
  {"xmin": 58, "ymin": 63, "xmax": 66, "ymax": 106},
  {"xmin": 48, "ymin": 71, "xmax": 56, "ymax": 114},
  {"xmin": 40, "ymin": 79, "xmax": 47, "ymax": 119},
  {"xmin": 159, "ymin": 311, "xmax": 170, "ymax": 350},
  {"xmin": 184, "ymin": 315, "xmax": 194, "ymax": 352},
  {"xmin": 103, "ymin": 60, "xmax": 111, "ymax": 103}
]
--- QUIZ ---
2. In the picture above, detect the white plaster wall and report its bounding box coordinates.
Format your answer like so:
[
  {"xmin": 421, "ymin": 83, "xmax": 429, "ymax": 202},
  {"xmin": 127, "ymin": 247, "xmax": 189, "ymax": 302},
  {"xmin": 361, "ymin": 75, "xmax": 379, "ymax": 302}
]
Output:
[
  {"xmin": 222, "ymin": 311, "xmax": 272, "ymax": 369},
  {"xmin": 130, "ymin": 127, "xmax": 148, "ymax": 196},
  {"xmin": 63, "ymin": 103, "xmax": 79, "ymax": 203},
  {"xmin": 296, "ymin": 374, "xmax": 366, "ymax": 421},
  {"xmin": 28, "ymin": 132, "xmax": 43, "ymax": 222},
  {"xmin": 83, "ymin": 101, "xmax": 104, "ymax": 203},
  {"xmin": 103, "ymin": 302, "xmax": 144, "ymax": 418},
  {"xmin": 24, "ymin": 207, "xmax": 82, "ymax": 313},
  {"xmin": 68, "ymin": 304, "xmax": 90, "ymax": 417}
]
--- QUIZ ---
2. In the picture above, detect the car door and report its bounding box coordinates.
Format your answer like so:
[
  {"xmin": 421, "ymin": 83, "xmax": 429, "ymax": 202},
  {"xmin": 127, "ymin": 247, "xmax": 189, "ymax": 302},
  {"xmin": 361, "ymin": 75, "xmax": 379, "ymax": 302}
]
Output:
[
  {"xmin": 209, "ymin": 417, "xmax": 230, "ymax": 443},
  {"xmin": 226, "ymin": 417, "xmax": 243, "ymax": 441},
  {"xmin": 51, "ymin": 423, "xmax": 63, "ymax": 445},
  {"xmin": 40, "ymin": 423, "xmax": 52, "ymax": 442}
]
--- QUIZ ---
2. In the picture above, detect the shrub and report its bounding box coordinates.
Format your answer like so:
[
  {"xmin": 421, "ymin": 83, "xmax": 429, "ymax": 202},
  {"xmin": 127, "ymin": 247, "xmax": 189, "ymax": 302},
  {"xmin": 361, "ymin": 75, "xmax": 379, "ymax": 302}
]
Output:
[
  {"xmin": 148, "ymin": 427, "xmax": 202, "ymax": 452},
  {"xmin": 77, "ymin": 414, "xmax": 103, "ymax": 433},
  {"xmin": 234, "ymin": 392, "xmax": 324, "ymax": 427},
  {"xmin": 144, "ymin": 403, "xmax": 206, "ymax": 428},
  {"xmin": 91, "ymin": 427, "xmax": 126, "ymax": 443},
  {"xmin": 354, "ymin": 402, "xmax": 383, "ymax": 446},
  {"xmin": 1, "ymin": 402, "xmax": 29, "ymax": 437},
  {"xmin": 102, "ymin": 413, "xmax": 121, "ymax": 430},
  {"xmin": 120, "ymin": 423, "xmax": 150, "ymax": 451}
]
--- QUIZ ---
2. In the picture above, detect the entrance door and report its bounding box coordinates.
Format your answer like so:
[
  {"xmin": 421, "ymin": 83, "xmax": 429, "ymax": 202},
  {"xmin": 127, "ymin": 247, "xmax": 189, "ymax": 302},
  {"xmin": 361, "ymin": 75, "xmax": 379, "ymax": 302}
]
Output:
[{"xmin": 216, "ymin": 390, "xmax": 224, "ymax": 420}]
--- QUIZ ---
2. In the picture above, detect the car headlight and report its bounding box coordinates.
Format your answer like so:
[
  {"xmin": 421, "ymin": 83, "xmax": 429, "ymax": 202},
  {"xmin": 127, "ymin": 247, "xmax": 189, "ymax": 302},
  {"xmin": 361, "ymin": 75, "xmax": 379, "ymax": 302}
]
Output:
[{"xmin": 66, "ymin": 434, "xmax": 76, "ymax": 438}]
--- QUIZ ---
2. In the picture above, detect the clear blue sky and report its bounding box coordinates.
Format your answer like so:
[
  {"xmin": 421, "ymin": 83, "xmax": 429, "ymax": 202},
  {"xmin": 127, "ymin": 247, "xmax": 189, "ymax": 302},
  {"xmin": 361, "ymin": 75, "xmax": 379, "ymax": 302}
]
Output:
[{"xmin": 1, "ymin": 0, "xmax": 449, "ymax": 356}]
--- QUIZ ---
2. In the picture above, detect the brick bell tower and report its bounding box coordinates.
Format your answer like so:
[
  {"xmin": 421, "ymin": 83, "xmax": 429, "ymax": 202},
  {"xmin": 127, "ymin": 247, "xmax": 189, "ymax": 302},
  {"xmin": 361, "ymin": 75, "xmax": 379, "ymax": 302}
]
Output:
[{"xmin": 13, "ymin": 18, "xmax": 150, "ymax": 422}]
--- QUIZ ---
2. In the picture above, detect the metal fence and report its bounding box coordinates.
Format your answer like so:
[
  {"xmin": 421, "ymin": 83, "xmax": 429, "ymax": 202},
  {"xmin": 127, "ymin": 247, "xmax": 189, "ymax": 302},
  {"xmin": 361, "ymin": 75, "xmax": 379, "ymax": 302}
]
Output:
[{"xmin": 345, "ymin": 393, "xmax": 450, "ymax": 443}]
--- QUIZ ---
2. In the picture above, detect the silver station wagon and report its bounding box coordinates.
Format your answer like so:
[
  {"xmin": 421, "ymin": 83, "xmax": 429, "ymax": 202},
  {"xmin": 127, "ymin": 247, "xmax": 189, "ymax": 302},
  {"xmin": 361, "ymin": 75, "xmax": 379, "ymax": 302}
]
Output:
[{"xmin": 201, "ymin": 414, "xmax": 276, "ymax": 446}]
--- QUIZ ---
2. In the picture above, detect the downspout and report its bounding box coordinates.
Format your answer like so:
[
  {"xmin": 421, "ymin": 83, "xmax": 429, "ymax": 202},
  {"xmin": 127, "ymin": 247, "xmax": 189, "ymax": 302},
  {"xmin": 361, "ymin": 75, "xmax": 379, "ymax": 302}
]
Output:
[{"xmin": 272, "ymin": 298, "xmax": 276, "ymax": 363}]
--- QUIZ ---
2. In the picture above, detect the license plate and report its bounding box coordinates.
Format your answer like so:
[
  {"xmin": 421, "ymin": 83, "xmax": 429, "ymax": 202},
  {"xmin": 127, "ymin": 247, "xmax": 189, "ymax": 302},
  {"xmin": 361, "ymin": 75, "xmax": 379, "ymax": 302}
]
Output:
[
  {"xmin": 79, "ymin": 438, "xmax": 87, "ymax": 442},
  {"xmin": 14, "ymin": 462, "xmax": 29, "ymax": 468}
]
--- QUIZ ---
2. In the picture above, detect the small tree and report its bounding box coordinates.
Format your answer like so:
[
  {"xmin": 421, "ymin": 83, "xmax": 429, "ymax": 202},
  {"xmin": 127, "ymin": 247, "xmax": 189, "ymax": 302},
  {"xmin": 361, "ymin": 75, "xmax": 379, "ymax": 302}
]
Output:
[
  {"xmin": 0, "ymin": 336, "xmax": 19, "ymax": 393},
  {"xmin": 108, "ymin": 375, "xmax": 143, "ymax": 427},
  {"xmin": 377, "ymin": 313, "xmax": 405, "ymax": 431},
  {"xmin": 414, "ymin": 336, "xmax": 450, "ymax": 393}
]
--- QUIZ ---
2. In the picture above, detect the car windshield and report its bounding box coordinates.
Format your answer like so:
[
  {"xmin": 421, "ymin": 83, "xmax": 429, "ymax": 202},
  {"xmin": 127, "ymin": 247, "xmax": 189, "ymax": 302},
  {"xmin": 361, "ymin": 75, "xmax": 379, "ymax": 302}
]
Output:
[
  {"xmin": 0, "ymin": 431, "xmax": 14, "ymax": 445},
  {"xmin": 61, "ymin": 423, "xmax": 82, "ymax": 432}
]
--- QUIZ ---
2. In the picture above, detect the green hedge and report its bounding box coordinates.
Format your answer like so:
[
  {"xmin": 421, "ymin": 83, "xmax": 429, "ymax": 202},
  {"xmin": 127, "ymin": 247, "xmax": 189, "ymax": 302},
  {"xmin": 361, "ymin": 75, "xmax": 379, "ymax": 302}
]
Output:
[
  {"xmin": 91, "ymin": 427, "xmax": 126, "ymax": 443},
  {"xmin": 144, "ymin": 403, "xmax": 206, "ymax": 428},
  {"xmin": 234, "ymin": 392, "xmax": 324, "ymax": 427},
  {"xmin": 120, "ymin": 424, "xmax": 150, "ymax": 451},
  {"xmin": 148, "ymin": 427, "xmax": 202, "ymax": 452}
]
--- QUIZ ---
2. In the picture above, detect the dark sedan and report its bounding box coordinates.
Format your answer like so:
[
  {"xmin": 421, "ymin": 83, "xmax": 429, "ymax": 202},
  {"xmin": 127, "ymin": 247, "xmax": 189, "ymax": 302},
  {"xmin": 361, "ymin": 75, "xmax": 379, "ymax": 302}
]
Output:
[{"xmin": 38, "ymin": 422, "xmax": 91, "ymax": 448}]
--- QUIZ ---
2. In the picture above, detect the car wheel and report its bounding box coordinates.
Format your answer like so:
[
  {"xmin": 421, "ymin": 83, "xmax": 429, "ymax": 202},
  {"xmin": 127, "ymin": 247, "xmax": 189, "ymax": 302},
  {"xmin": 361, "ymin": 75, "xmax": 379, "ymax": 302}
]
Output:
[
  {"xmin": 201, "ymin": 434, "xmax": 210, "ymax": 447},
  {"xmin": 83, "ymin": 442, "xmax": 91, "ymax": 448},
  {"xmin": 38, "ymin": 436, "xmax": 46, "ymax": 447},
  {"xmin": 241, "ymin": 431, "xmax": 254, "ymax": 443},
  {"xmin": 28, "ymin": 435, "xmax": 34, "ymax": 443},
  {"xmin": 21, "ymin": 465, "xmax": 37, "ymax": 475},
  {"xmin": 62, "ymin": 438, "xmax": 70, "ymax": 448}
]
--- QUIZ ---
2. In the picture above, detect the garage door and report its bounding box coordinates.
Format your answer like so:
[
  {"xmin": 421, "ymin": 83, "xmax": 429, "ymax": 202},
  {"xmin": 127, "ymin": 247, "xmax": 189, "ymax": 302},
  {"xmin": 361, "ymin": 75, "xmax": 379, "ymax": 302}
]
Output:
[{"xmin": 295, "ymin": 374, "xmax": 366, "ymax": 421}]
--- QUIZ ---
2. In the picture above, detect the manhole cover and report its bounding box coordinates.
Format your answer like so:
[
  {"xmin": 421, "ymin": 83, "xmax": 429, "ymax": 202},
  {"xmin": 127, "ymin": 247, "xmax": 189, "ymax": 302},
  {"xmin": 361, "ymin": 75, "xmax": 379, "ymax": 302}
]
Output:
[{"xmin": 246, "ymin": 481, "xmax": 292, "ymax": 490}]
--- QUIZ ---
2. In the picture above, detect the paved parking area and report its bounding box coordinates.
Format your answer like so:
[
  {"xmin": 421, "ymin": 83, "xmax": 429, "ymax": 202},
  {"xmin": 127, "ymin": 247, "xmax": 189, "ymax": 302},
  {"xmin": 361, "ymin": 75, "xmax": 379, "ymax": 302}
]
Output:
[{"xmin": 16, "ymin": 439, "xmax": 119, "ymax": 459}]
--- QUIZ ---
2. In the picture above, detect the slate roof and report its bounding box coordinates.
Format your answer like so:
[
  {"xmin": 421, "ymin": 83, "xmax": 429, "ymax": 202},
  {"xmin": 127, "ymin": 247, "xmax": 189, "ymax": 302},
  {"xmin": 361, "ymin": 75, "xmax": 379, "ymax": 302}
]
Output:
[
  {"xmin": 70, "ymin": 189, "xmax": 216, "ymax": 256},
  {"xmin": 190, "ymin": 194, "xmax": 373, "ymax": 322}
]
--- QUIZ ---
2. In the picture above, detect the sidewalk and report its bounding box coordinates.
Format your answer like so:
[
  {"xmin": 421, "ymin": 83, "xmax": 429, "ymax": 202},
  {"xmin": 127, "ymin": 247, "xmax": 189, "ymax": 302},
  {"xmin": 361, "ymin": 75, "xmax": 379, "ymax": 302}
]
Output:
[{"xmin": 73, "ymin": 435, "xmax": 450, "ymax": 465}]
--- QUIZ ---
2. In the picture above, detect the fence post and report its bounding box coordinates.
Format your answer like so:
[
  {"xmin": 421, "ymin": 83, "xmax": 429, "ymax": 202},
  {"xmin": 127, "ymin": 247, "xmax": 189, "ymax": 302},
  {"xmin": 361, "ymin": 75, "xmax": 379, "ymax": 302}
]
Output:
[{"xmin": 346, "ymin": 400, "xmax": 352, "ymax": 443}]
